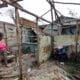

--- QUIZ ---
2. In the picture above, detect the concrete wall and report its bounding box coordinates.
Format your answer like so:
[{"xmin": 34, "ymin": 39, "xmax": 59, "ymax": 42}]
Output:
[
  {"xmin": 54, "ymin": 35, "xmax": 80, "ymax": 58},
  {"xmin": 54, "ymin": 35, "xmax": 80, "ymax": 47},
  {"xmin": 38, "ymin": 35, "xmax": 51, "ymax": 64},
  {"xmin": 5, "ymin": 23, "xmax": 17, "ymax": 47}
]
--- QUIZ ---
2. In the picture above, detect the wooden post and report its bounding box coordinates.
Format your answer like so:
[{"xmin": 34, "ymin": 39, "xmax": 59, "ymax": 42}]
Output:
[
  {"xmin": 15, "ymin": 8, "xmax": 23, "ymax": 80},
  {"xmin": 3, "ymin": 23, "xmax": 8, "ymax": 48},
  {"xmin": 51, "ymin": 3, "xmax": 54, "ymax": 54},
  {"xmin": 20, "ymin": 25, "xmax": 23, "ymax": 43},
  {"xmin": 36, "ymin": 17, "xmax": 39, "ymax": 65},
  {"xmin": 75, "ymin": 20, "xmax": 79, "ymax": 62}
]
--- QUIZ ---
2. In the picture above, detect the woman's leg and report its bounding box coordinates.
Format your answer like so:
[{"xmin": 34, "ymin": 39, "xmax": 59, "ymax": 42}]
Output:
[{"xmin": 3, "ymin": 50, "xmax": 8, "ymax": 66}]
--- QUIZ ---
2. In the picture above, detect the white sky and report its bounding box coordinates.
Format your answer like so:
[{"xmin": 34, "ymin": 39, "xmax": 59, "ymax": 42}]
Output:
[{"xmin": 0, "ymin": 0, "xmax": 80, "ymax": 24}]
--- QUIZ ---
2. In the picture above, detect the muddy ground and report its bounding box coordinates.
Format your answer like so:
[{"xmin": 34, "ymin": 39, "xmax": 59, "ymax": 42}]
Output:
[{"xmin": 0, "ymin": 53, "xmax": 75, "ymax": 80}]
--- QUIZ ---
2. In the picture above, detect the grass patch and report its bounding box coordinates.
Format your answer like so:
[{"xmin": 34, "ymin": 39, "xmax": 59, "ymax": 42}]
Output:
[{"xmin": 67, "ymin": 66, "xmax": 75, "ymax": 74}]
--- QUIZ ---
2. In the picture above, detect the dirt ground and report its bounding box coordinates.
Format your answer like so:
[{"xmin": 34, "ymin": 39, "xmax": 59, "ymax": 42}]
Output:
[{"xmin": 0, "ymin": 53, "xmax": 73, "ymax": 80}]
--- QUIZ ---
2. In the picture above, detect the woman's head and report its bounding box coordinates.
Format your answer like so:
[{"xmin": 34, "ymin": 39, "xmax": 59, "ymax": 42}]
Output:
[{"xmin": 0, "ymin": 32, "xmax": 3, "ymax": 40}]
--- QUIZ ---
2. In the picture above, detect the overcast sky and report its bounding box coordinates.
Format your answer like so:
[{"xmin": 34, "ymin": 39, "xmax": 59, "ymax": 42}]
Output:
[
  {"xmin": 0, "ymin": 0, "xmax": 80, "ymax": 24},
  {"xmin": 19, "ymin": 0, "xmax": 80, "ymax": 20}
]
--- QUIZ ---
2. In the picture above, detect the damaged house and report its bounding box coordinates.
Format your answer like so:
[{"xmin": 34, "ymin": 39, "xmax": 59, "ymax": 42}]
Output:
[
  {"xmin": 20, "ymin": 18, "xmax": 51, "ymax": 64},
  {"xmin": 0, "ymin": 17, "xmax": 51, "ymax": 64},
  {"xmin": 20, "ymin": 18, "xmax": 38, "ymax": 53},
  {"xmin": 0, "ymin": 15, "xmax": 80, "ymax": 63},
  {"xmin": 43, "ymin": 16, "xmax": 80, "ymax": 61}
]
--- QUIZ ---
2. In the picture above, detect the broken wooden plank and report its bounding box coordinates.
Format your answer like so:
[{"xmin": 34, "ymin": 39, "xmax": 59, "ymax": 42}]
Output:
[{"xmin": 7, "ymin": 55, "xmax": 15, "ymax": 60}]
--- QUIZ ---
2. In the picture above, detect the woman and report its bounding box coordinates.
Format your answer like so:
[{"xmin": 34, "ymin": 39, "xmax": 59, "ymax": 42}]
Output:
[{"xmin": 0, "ymin": 32, "xmax": 8, "ymax": 67}]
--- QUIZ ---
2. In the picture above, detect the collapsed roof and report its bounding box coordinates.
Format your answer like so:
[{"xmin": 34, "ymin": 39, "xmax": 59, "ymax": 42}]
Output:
[{"xmin": 43, "ymin": 16, "xmax": 78, "ymax": 36}]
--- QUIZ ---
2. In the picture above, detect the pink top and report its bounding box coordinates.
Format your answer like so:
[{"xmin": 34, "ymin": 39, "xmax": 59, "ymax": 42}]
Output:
[{"xmin": 0, "ymin": 39, "xmax": 7, "ymax": 50}]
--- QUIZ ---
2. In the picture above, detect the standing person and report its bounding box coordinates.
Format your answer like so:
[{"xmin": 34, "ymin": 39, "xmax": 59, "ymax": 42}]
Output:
[{"xmin": 0, "ymin": 32, "xmax": 8, "ymax": 67}]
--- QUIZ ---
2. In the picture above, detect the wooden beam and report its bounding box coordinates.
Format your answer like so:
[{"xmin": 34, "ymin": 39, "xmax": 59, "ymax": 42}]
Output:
[
  {"xmin": 20, "ymin": 18, "xmax": 36, "ymax": 28},
  {"xmin": 15, "ymin": 8, "xmax": 23, "ymax": 80},
  {"xmin": 75, "ymin": 20, "xmax": 79, "ymax": 62},
  {"xmin": 53, "ymin": 1, "xmax": 80, "ymax": 5},
  {"xmin": 0, "ymin": 1, "xmax": 7, "ymax": 8},
  {"xmin": 2, "ymin": 0, "xmax": 51, "ymax": 23}
]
